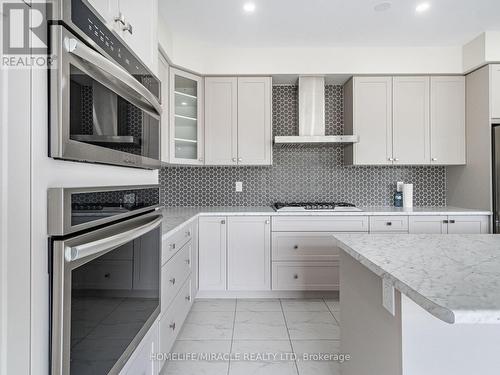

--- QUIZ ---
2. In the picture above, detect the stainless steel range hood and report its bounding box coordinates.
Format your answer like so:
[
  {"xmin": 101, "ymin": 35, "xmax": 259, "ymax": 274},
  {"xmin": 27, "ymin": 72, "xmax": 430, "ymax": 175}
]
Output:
[{"xmin": 274, "ymin": 76, "xmax": 358, "ymax": 145}]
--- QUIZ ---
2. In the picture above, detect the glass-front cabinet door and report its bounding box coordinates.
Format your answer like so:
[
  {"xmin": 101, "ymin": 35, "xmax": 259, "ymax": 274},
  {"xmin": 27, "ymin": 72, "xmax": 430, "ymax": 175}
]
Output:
[{"xmin": 169, "ymin": 68, "xmax": 204, "ymax": 164}]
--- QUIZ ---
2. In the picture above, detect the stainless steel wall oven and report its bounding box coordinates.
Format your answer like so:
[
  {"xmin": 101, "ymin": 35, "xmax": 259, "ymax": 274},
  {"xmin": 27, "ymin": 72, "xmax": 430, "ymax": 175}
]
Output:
[
  {"xmin": 49, "ymin": 0, "xmax": 162, "ymax": 169},
  {"xmin": 48, "ymin": 186, "xmax": 162, "ymax": 374}
]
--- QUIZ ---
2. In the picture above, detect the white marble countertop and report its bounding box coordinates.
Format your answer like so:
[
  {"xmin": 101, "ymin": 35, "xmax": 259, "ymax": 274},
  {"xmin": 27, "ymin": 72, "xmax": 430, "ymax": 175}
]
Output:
[
  {"xmin": 160, "ymin": 206, "xmax": 491, "ymax": 236},
  {"xmin": 334, "ymin": 234, "xmax": 500, "ymax": 324}
]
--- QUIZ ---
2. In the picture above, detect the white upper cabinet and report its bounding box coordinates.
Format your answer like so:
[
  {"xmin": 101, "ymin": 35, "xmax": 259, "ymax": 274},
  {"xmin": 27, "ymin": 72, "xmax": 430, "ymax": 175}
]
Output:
[
  {"xmin": 344, "ymin": 77, "xmax": 393, "ymax": 165},
  {"xmin": 491, "ymin": 64, "xmax": 500, "ymax": 120},
  {"xmin": 237, "ymin": 77, "xmax": 273, "ymax": 165},
  {"xmin": 205, "ymin": 77, "xmax": 238, "ymax": 165},
  {"xmin": 392, "ymin": 76, "xmax": 430, "ymax": 165},
  {"xmin": 227, "ymin": 216, "xmax": 271, "ymax": 291},
  {"xmin": 118, "ymin": 0, "xmax": 158, "ymax": 73},
  {"xmin": 204, "ymin": 77, "xmax": 272, "ymax": 166},
  {"xmin": 169, "ymin": 68, "xmax": 204, "ymax": 165},
  {"xmin": 345, "ymin": 75, "xmax": 465, "ymax": 166},
  {"xmin": 158, "ymin": 54, "xmax": 169, "ymax": 163},
  {"xmin": 430, "ymin": 76, "xmax": 466, "ymax": 165},
  {"xmin": 86, "ymin": 0, "xmax": 158, "ymax": 73}
]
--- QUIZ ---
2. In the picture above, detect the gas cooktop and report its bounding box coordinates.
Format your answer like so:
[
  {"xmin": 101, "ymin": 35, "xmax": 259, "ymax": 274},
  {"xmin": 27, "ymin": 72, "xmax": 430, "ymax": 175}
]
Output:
[{"xmin": 273, "ymin": 202, "xmax": 363, "ymax": 212}]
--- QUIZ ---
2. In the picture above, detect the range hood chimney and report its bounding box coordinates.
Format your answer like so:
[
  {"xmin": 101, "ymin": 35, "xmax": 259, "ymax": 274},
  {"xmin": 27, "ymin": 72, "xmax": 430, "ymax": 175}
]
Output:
[{"xmin": 274, "ymin": 76, "xmax": 358, "ymax": 145}]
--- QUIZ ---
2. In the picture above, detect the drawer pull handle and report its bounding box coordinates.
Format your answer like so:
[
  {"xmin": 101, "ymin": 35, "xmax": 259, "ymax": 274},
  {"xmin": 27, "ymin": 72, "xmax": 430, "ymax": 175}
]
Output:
[
  {"xmin": 169, "ymin": 322, "xmax": 176, "ymax": 330},
  {"xmin": 185, "ymin": 230, "xmax": 191, "ymax": 237},
  {"xmin": 185, "ymin": 259, "xmax": 190, "ymax": 265},
  {"xmin": 443, "ymin": 220, "xmax": 449, "ymax": 224},
  {"xmin": 293, "ymin": 274, "xmax": 299, "ymax": 279},
  {"xmin": 293, "ymin": 245, "xmax": 299, "ymax": 250},
  {"xmin": 265, "ymin": 220, "xmax": 270, "ymax": 224},
  {"xmin": 104, "ymin": 273, "xmax": 111, "ymax": 279},
  {"xmin": 185, "ymin": 295, "xmax": 191, "ymax": 301},
  {"xmin": 170, "ymin": 278, "xmax": 176, "ymax": 285},
  {"xmin": 386, "ymin": 222, "xmax": 392, "ymax": 226},
  {"xmin": 169, "ymin": 243, "xmax": 176, "ymax": 250},
  {"xmin": 449, "ymin": 220, "xmax": 455, "ymax": 224},
  {"xmin": 221, "ymin": 220, "xmax": 226, "ymax": 224}
]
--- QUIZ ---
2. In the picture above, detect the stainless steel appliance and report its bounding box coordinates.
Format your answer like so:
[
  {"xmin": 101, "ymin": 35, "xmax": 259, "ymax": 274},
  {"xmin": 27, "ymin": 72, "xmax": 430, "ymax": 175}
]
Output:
[
  {"xmin": 273, "ymin": 202, "xmax": 362, "ymax": 212},
  {"xmin": 49, "ymin": 0, "xmax": 162, "ymax": 169},
  {"xmin": 492, "ymin": 124, "xmax": 500, "ymax": 233},
  {"xmin": 48, "ymin": 186, "xmax": 162, "ymax": 374}
]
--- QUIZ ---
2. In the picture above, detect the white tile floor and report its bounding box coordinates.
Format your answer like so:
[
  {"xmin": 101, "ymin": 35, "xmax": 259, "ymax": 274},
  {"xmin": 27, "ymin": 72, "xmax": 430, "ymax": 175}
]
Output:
[{"xmin": 163, "ymin": 298, "xmax": 341, "ymax": 375}]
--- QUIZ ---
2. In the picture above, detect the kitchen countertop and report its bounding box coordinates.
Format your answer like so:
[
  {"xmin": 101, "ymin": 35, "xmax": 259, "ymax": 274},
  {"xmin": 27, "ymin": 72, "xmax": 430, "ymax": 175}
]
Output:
[
  {"xmin": 160, "ymin": 206, "xmax": 491, "ymax": 236},
  {"xmin": 334, "ymin": 234, "xmax": 500, "ymax": 324}
]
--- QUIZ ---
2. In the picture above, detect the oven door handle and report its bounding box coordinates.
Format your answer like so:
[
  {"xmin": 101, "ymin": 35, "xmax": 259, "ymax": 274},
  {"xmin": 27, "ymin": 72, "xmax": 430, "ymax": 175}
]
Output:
[
  {"xmin": 65, "ymin": 216, "xmax": 162, "ymax": 262},
  {"xmin": 65, "ymin": 37, "xmax": 162, "ymax": 116}
]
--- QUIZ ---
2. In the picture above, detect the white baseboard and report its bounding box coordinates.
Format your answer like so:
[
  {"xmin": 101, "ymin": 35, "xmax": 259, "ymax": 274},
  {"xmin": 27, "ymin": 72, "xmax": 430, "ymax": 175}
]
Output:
[{"xmin": 195, "ymin": 290, "xmax": 340, "ymax": 299}]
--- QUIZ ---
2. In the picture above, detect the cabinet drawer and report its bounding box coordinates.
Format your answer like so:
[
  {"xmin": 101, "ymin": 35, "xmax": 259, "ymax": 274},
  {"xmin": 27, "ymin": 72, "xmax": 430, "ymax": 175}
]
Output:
[
  {"xmin": 159, "ymin": 277, "xmax": 193, "ymax": 360},
  {"xmin": 369, "ymin": 216, "xmax": 409, "ymax": 232},
  {"xmin": 272, "ymin": 232, "xmax": 339, "ymax": 261},
  {"xmin": 162, "ymin": 222, "xmax": 194, "ymax": 265},
  {"xmin": 161, "ymin": 243, "xmax": 192, "ymax": 313},
  {"xmin": 272, "ymin": 216, "xmax": 369, "ymax": 232},
  {"xmin": 272, "ymin": 261, "xmax": 339, "ymax": 291}
]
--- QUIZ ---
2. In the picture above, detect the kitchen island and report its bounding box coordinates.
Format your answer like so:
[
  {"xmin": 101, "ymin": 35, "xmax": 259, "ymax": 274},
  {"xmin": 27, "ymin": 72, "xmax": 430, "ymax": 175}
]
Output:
[{"xmin": 334, "ymin": 234, "xmax": 500, "ymax": 375}]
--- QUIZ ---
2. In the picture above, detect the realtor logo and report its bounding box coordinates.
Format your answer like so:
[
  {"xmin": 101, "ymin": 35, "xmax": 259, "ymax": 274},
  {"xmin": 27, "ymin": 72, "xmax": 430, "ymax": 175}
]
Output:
[{"xmin": 1, "ymin": 2, "xmax": 54, "ymax": 68}]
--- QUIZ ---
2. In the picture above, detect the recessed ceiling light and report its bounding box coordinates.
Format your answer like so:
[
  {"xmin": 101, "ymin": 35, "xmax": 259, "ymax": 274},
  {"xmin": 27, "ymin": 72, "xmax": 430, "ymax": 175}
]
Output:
[
  {"xmin": 243, "ymin": 2, "xmax": 256, "ymax": 13},
  {"xmin": 374, "ymin": 2, "xmax": 392, "ymax": 12},
  {"xmin": 415, "ymin": 2, "xmax": 431, "ymax": 13}
]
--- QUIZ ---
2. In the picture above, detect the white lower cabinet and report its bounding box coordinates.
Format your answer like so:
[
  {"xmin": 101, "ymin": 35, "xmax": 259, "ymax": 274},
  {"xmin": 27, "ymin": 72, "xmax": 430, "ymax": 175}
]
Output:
[
  {"xmin": 158, "ymin": 277, "xmax": 192, "ymax": 370},
  {"xmin": 272, "ymin": 261, "xmax": 339, "ymax": 291},
  {"xmin": 409, "ymin": 215, "xmax": 489, "ymax": 234},
  {"xmin": 119, "ymin": 322, "xmax": 159, "ymax": 375},
  {"xmin": 227, "ymin": 216, "xmax": 271, "ymax": 291},
  {"xmin": 198, "ymin": 216, "xmax": 227, "ymax": 291}
]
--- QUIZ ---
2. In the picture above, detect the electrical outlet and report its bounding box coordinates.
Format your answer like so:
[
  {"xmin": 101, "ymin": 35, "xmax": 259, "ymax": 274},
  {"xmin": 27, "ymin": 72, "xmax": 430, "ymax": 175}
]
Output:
[{"xmin": 235, "ymin": 181, "xmax": 243, "ymax": 192}]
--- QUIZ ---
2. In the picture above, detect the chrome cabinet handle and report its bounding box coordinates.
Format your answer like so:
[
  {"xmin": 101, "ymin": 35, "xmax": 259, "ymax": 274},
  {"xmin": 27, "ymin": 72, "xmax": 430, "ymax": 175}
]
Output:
[
  {"xmin": 394, "ymin": 158, "xmax": 399, "ymax": 162},
  {"xmin": 198, "ymin": 158, "xmax": 204, "ymax": 162},
  {"xmin": 238, "ymin": 158, "xmax": 242, "ymax": 162},
  {"xmin": 449, "ymin": 220, "xmax": 456, "ymax": 224},
  {"xmin": 122, "ymin": 22, "xmax": 133, "ymax": 34},
  {"xmin": 443, "ymin": 220, "xmax": 449, "ymax": 224},
  {"xmin": 293, "ymin": 245, "xmax": 299, "ymax": 250},
  {"xmin": 221, "ymin": 220, "xmax": 226, "ymax": 224},
  {"xmin": 185, "ymin": 259, "xmax": 190, "ymax": 265},
  {"xmin": 386, "ymin": 222, "xmax": 392, "ymax": 226},
  {"xmin": 232, "ymin": 158, "xmax": 237, "ymax": 162},
  {"xmin": 265, "ymin": 220, "xmax": 270, "ymax": 224},
  {"xmin": 170, "ymin": 278, "xmax": 176, "ymax": 285},
  {"xmin": 185, "ymin": 295, "xmax": 191, "ymax": 301},
  {"xmin": 185, "ymin": 230, "xmax": 191, "ymax": 237},
  {"xmin": 431, "ymin": 158, "xmax": 438, "ymax": 161},
  {"xmin": 388, "ymin": 157, "xmax": 394, "ymax": 161},
  {"xmin": 293, "ymin": 274, "xmax": 299, "ymax": 279},
  {"xmin": 169, "ymin": 243, "xmax": 176, "ymax": 250},
  {"xmin": 114, "ymin": 12, "xmax": 126, "ymax": 25},
  {"xmin": 169, "ymin": 322, "xmax": 176, "ymax": 330}
]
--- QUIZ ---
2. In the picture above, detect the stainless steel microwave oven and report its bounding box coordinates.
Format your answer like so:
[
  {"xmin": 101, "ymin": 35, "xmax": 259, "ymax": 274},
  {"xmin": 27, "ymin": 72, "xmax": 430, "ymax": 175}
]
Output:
[{"xmin": 49, "ymin": 0, "xmax": 162, "ymax": 169}]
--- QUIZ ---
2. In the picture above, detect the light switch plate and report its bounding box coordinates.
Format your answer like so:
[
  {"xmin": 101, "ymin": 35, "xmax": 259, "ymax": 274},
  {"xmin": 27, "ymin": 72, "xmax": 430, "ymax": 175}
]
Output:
[
  {"xmin": 235, "ymin": 181, "xmax": 243, "ymax": 192},
  {"xmin": 382, "ymin": 277, "xmax": 395, "ymax": 316}
]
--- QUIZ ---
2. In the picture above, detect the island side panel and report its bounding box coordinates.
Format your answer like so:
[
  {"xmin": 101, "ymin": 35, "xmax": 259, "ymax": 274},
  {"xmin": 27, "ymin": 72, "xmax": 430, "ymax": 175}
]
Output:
[
  {"xmin": 401, "ymin": 295, "xmax": 500, "ymax": 375},
  {"xmin": 340, "ymin": 250, "xmax": 402, "ymax": 375}
]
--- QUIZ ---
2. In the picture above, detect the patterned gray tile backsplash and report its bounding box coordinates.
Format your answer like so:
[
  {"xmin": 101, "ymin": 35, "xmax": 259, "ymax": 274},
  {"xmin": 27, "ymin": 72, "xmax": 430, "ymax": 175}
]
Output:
[{"xmin": 159, "ymin": 85, "xmax": 446, "ymax": 207}]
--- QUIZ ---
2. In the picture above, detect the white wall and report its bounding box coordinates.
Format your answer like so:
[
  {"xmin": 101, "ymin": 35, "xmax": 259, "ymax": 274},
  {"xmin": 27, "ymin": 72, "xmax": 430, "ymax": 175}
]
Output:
[{"xmin": 167, "ymin": 35, "xmax": 463, "ymax": 75}]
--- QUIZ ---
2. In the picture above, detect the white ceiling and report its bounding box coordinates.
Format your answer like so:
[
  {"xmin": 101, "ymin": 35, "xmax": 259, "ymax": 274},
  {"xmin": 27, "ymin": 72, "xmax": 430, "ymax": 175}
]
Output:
[{"xmin": 159, "ymin": 0, "xmax": 500, "ymax": 48}]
